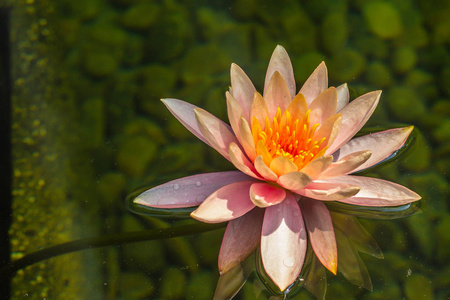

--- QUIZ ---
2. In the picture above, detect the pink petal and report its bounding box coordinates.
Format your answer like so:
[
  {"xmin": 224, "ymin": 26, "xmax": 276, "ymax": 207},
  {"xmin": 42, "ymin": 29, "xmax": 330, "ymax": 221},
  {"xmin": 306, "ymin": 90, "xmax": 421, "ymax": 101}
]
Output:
[
  {"xmin": 226, "ymin": 91, "xmax": 243, "ymax": 143},
  {"xmin": 191, "ymin": 180, "xmax": 257, "ymax": 223},
  {"xmin": 264, "ymin": 45, "xmax": 296, "ymax": 99},
  {"xmin": 277, "ymin": 171, "xmax": 312, "ymax": 191},
  {"xmin": 230, "ymin": 63, "xmax": 256, "ymax": 121},
  {"xmin": 270, "ymin": 156, "xmax": 298, "ymax": 177},
  {"xmin": 294, "ymin": 181, "xmax": 360, "ymax": 201},
  {"xmin": 250, "ymin": 92, "xmax": 269, "ymax": 130},
  {"xmin": 254, "ymin": 156, "xmax": 278, "ymax": 181},
  {"xmin": 335, "ymin": 126, "xmax": 414, "ymax": 173},
  {"xmin": 261, "ymin": 193, "xmax": 307, "ymax": 291},
  {"xmin": 194, "ymin": 107, "xmax": 240, "ymax": 161},
  {"xmin": 333, "ymin": 175, "xmax": 421, "ymax": 206},
  {"xmin": 300, "ymin": 156, "xmax": 333, "ymax": 179},
  {"xmin": 309, "ymin": 87, "xmax": 337, "ymax": 126},
  {"xmin": 319, "ymin": 150, "xmax": 372, "ymax": 179},
  {"xmin": 228, "ymin": 142, "xmax": 263, "ymax": 180},
  {"xmin": 336, "ymin": 83, "xmax": 349, "ymax": 112},
  {"xmin": 326, "ymin": 91, "xmax": 381, "ymax": 155},
  {"xmin": 263, "ymin": 71, "xmax": 291, "ymax": 118},
  {"xmin": 300, "ymin": 198, "xmax": 337, "ymax": 274},
  {"xmin": 219, "ymin": 208, "xmax": 264, "ymax": 274},
  {"xmin": 161, "ymin": 98, "xmax": 210, "ymax": 146},
  {"xmin": 239, "ymin": 117, "xmax": 256, "ymax": 161},
  {"xmin": 249, "ymin": 182, "xmax": 287, "ymax": 208},
  {"xmin": 134, "ymin": 171, "xmax": 252, "ymax": 208},
  {"xmin": 313, "ymin": 113, "xmax": 342, "ymax": 150},
  {"xmin": 299, "ymin": 62, "xmax": 328, "ymax": 106}
]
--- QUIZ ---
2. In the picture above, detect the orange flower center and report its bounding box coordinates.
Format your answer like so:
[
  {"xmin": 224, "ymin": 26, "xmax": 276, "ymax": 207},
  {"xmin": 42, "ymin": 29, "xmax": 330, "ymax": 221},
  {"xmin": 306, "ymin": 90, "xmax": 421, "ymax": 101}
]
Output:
[{"xmin": 252, "ymin": 107, "xmax": 327, "ymax": 170}]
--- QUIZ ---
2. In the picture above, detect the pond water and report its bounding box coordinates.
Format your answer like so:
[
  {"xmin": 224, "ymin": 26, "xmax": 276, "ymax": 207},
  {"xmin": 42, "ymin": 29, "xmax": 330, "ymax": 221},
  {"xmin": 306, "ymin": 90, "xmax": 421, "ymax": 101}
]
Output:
[{"xmin": 2, "ymin": 0, "xmax": 449, "ymax": 299}]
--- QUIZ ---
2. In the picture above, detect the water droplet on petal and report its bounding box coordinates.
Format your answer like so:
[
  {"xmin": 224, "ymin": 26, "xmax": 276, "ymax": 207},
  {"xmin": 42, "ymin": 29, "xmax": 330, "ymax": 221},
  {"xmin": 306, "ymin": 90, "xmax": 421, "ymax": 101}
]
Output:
[
  {"xmin": 173, "ymin": 184, "xmax": 180, "ymax": 191},
  {"xmin": 195, "ymin": 181, "xmax": 202, "ymax": 187},
  {"xmin": 196, "ymin": 194, "xmax": 206, "ymax": 202},
  {"xmin": 283, "ymin": 257, "xmax": 294, "ymax": 268}
]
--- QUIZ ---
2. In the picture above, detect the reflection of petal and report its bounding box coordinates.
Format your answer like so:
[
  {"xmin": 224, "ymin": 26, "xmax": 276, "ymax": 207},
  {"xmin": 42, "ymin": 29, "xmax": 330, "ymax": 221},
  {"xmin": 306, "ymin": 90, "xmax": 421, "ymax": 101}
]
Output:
[
  {"xmin": 303, "ymin": 251, "xmax": 327, "ymax": 300},
  {"xmin": 261, "ymin": 194, "xmax": 307, "ymax": 291},
  {"xmin": 331, "ymin": 212, "xmax": 383, "ymax": 259},
  {"xmin": 134, "ymin": 171, "xmax": 252, "ymax": 208},
  {"xmin": 219, "ymin": 208, "xmax": 264, "ymax": 274},
  {"xmin": 334, "ymin": 227, "xmax": 373, "ymax": 290},
  {"xmin": 326, "ymin": 201, "xmax": 420, "ymax": 220},
  {"xmin": 301, "ymin": 199, "xmax": 337, "ymax": 275},
  {"xmin": 191, "ymin": 181, "xmax": 256, "ymax": 223}
]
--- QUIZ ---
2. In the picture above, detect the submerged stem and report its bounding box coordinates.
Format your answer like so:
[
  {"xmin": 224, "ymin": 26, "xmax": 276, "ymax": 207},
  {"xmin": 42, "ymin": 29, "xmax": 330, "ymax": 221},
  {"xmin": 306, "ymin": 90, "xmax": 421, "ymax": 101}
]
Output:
[{"xmin": 0, "ymin": 222, "xmax": 225, "ymax": 278}]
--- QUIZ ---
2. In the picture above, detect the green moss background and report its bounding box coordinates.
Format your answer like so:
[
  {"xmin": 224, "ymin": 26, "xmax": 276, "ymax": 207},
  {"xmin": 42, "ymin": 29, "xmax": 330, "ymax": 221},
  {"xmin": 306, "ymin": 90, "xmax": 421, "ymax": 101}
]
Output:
[{"xmin": 5, "ymin": 0, "xmax": 449, "ymax": 299}]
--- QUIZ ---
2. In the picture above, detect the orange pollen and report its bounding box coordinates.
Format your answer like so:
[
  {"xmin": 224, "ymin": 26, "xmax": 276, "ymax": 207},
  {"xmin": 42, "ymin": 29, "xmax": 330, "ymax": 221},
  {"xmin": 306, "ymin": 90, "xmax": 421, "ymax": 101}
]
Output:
[{"xmin": 253, "ymin": 107, "xmax": 327, "ymax": 169}]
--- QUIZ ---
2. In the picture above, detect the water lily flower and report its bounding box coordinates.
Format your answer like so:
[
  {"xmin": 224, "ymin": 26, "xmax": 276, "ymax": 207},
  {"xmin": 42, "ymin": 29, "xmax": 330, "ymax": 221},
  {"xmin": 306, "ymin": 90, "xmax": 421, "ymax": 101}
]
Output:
[{"xmin": 134, "ymin": 45, "xmax": 421, "ymax": 292}]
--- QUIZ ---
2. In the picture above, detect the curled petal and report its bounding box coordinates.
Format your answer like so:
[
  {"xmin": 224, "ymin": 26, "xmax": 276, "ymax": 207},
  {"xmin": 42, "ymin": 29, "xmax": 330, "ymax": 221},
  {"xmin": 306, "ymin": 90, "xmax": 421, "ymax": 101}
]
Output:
[
  {"xmin": 250, "ymin": 182, "xmax": 286, "ymax": 208},
  {"xmin": 264, "ymin": 45, "xmax": 296, "ymax": 99},
  {"xmin": 336, "ymin": 83, "xmax": 349, "ymax": 112},
  {"xmin": 301, "ymin": 198, "xmax": 337, "ymax": 275},
  {"xmin": 195, "ymin": 107, "xmax": 239, "ymax": 161},
  {"xmin": 320, "ymin": 150, "xmax": 372, "ymax": 179},
  {"xmin": 219, "ymin": 208, "xmax": 264, "ymax": 274},
  {"xmin": 333, "ymin": 175, "xmax": 421, "ymax": 206},
  {"xmin": 264, "ymin": 71, "xmax": 291, "ymax": 118},
  {"xmin": 261, "ymin": 194, "xmax": 307, "ymax": 291},
  {"xmin": 134, "ymin": 171, "xmax": 253, "ymax": 208},
  {"xmin": 336, "ymin": 126, "xmax": 414, "ymax": 173},
  {"xmin": 191, "ymin": 180, "xmax": 256, "ymax": 223},
  {"xmin": 277, "ymin": 171, "xmax": 312, "ymax": 191},
  {"xmin": 254, "ymin": 156, "xmax": 278, "ymax": 181},
  {"xmin": 270, "ymin": 156, "xmax": 298, "ymax": 177},
  {"xmin": 162, "ymin": 99, "xmax": 211, "ymax": 146},
  {"xmin": 229, "ymin": 142, "xmax": 263, "ymax": 180},
  {"xmin": 300, "ymin": 156, "xmax": 333, "ymax": 180},
  {"xmin": 295, "ymin": 181, "xmax": 360, "ymax": 201},
  {"xmin": 299, "ymin": 62, "xmax": 328, "ymax": 106},
  {"xmin": 309, "ymin": 87, "xmax": 338, "ymax": 126},
  {"xmin": 326, "ymin": 91, "xmax": 381, "ymax": 155},
  {"xmin": 230, "ymin": 63, "xmax": 256, "ymax": 121}
]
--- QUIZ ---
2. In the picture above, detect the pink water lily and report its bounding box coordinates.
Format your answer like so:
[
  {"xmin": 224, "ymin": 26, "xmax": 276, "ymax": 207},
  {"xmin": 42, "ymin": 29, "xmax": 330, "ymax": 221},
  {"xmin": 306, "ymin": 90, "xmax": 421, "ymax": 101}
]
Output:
[{"xmin": 134, "ymin": 45, "xmax": 421, "ymax": 291}]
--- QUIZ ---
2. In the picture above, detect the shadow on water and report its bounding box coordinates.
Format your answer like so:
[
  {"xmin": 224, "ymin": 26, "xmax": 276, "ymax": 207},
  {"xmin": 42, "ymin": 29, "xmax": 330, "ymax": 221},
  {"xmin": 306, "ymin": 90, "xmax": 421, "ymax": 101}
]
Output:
[{"xmin": 0, "ymin": 7, "xmax": 11, "ymax": 299}]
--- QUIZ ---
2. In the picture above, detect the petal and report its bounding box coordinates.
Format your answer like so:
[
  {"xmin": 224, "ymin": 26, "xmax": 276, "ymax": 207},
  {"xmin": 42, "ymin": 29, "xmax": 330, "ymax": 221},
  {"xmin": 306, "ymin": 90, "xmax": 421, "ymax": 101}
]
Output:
[
  {"xmin": 294, "ymin": 181, "xmax": 360, "ymax": 201},
  {"xmin": 254, "ymin": 156, "xmax": 278, "ymax": 181},
  {"xmin": 284, "ymin": 93, "xmax": 308, "ymax": 121},
  {"xmin": 226, "ymin": 91, "xmax": 243, "ymax": 143},
  {"xmin": 300, "ymin": 156, "xmax": 333, "ymax": 179},
  {"xmin": 335, "ymin": 126, "xmax": 414, "ymax": 173},
  {"xmin": 277, "ymin": 171, "xmax": 312, "ymax": 191},
  {"xmin": 270, "ymin": 156, "xmax": 298, "ymax": 177},
  {"xmin": 230, "ymin": 63, "xmax": 256, "ymax": 121},
  {"xmin": 191, "ymin": 180, "xmax": 256, "ymax": 223},
  {"xmin": 134, "ymin": 171, "xmax": 253, "ymax": 208},
  {"xmin": 250, "ymin": 92, "xmax": 269, "ymax": 130},
  {"xmin": 320, "ymin": 150, "xmax": 372, "ymax": 179},
  {"xmin": 195, "ymin": 107, "xmax": 239, "ymax": 161},
  {"xmin": 162, "ymin": 98, "xmax": 211, "ymax": 146},
  {"xmin": 303, "ymin": 254, "xmax": 328, "ymax": 300},
  {"xmin": 239, "ymin": 117, "xmax": 256, "ymax": 161},
  {"xmin": 228, "ymin": 142, "xmax": 263, "ymax": 180},
  {"xmin": 250, "ymin": 182, "xmax": 287, "ymax": 208},
  {"xmin": 299, "ymin": 62, "xmax": 328, "ymax": 106},
  {"xmin": 264, "ymin": 71, "xmax": 292, "ymax": 118},
  {"xmin": 336, "ymin": 83, "xmax": 349, "ymax": 112},
  {"xmin": 309, "ymin": 87, "xmax": 338, "ymax": 126},
  {"xmin": 264, "ymin": 45, "xmax": 296, "ymax": 99},
  {"xmin": 313, "ymin": 113, "xmax": 342, "ymax": 150},
  {"xmin": 261, "ymin": 194, "xmax": 307, "ymax": 291},
  {"xmin": 334, "ymin": 175, "xmax": 421, "ymax": 206},
  {"xmin": 301, "ymin": 198, "xmax": 337, "ymax": 274},
  {"xmin": 326, "ymin": 91, "xmax": 381, "ymax": 155},
  {"xmin": 219, "ymin": 208, "xmax": 264, "ymax": 274}
]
